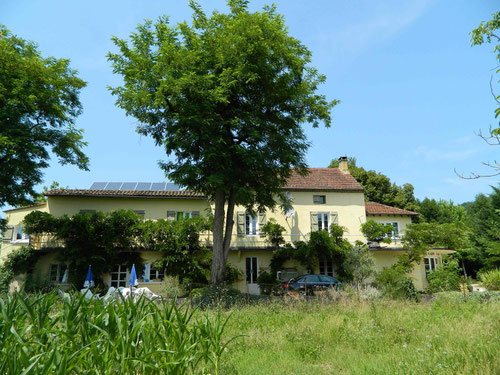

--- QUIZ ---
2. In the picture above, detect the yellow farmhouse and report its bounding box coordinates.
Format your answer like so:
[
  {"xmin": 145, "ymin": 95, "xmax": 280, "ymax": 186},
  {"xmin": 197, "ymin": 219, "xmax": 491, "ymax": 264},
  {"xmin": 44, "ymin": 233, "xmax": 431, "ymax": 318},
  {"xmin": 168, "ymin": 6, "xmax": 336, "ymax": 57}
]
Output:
[{"xmin": 1, "ymin": 158, "xmax": 453, "ymax": 293}]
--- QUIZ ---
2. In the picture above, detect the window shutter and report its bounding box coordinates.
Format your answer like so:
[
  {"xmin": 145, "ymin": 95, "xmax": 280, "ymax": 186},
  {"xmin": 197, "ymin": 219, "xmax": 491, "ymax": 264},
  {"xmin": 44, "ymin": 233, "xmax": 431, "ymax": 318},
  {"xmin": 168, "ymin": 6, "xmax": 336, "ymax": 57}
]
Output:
[
  {"xmin": 166, "ymin": 211, "xmax": 176, "ymax": 221},
  {"xmin": 3, "ymin": 226, "xmax": 14, "ymax": 241},
  {"xmin": 330, "ymin": 212, "xmax": 338, "ymax": 225},
  {"xmin": 258, "ymin": 213, "xmax": 266, "ymax": 237},
  {"xmin": 236, "ymin": 212, "xmax": 245, "ymax": 236},
  {"xmin": 310, "ymin": 212, "xmax": 318, "ymax": 232},
  {"xmin": 191, "ymin": 211, "xmax": 200, "ymax": 217}
]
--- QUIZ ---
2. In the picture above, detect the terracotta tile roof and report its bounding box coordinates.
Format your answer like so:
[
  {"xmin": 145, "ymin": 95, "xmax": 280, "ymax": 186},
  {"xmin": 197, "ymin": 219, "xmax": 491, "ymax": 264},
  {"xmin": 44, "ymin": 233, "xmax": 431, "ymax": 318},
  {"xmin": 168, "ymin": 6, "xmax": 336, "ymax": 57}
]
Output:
[
  {"xmin": 4, "ymin": 202, "xmax": 47, "ymax": 213},
  {"xmin": 285, "ymin": 168, "xmax": 363, "ymax": 191},
  {"xmin": 43, "ymin": 168, "xmax": 363, "ymax": 199},
  {"xmin": 365, "ymin": 202, "xmax": 419, "ymax": 216},
  {"xmin": 44, "ymin": 189, "xmax": 206, "ymax": 199}
]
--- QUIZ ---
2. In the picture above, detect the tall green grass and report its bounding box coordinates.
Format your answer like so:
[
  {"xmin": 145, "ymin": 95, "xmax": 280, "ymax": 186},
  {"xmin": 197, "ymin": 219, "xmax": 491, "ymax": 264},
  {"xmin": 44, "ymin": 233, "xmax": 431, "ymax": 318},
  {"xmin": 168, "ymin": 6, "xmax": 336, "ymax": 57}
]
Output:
[
  {"xmin": 216, "ymin": 295, "xmax": 500, "ymax": 375},
  {"xmin": 0, "ymin": 292, "xmax": 235, "ymax": 374}
]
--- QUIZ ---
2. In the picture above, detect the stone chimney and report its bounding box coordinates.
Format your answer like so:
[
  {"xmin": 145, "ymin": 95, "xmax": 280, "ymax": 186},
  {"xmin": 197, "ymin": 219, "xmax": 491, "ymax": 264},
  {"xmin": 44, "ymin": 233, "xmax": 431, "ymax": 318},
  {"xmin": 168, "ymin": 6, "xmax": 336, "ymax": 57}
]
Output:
[{"xmin": 338, "ymin": 156, "xmax": 349, "ymax": 174}]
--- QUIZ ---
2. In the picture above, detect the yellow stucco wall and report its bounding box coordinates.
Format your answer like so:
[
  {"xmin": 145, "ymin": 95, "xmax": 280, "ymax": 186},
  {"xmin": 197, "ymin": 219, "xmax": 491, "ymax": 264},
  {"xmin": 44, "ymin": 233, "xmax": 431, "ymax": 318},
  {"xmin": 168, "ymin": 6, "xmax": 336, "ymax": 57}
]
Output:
[
  {"xmin": 2, "ymin": 191, "xmax": 453, "ymax": 294},
  {"xmin": 46, "ymin": 196, "xmax": 210, "ymax": 219},
  {"xmin": 1, "ymin": 203, "xmax": 48, "ymax": 263},
  {"xmin": 370, "ymin": 249, "xmax": 454, "ymax": 290},
  {"xmin": 230, "ymin": 190, "xmax": 366, "ymax": 248},
  {"xmin": 366, "ymin": 214, "xmax": 413, "ymax": 247}
]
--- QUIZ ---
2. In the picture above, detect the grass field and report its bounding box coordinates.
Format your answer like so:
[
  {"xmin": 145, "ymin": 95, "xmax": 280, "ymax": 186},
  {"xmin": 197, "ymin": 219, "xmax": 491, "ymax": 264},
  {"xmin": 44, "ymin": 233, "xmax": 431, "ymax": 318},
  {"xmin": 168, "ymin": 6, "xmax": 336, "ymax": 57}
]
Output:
[
  {"xmin": 217, "ymin": 294, "xmax": 500, "ymax": 375},
  {"xmin": 0, "ymin": 292, "xmax": 498, "ymax": 374}
]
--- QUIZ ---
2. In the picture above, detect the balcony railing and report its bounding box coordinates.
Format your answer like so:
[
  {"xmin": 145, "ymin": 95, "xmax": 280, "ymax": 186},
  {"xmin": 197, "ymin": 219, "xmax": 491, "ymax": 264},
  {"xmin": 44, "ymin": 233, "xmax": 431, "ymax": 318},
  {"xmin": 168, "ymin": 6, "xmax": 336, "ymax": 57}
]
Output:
[{"xmin": 3, "ymin": 232, "xmax": 403, "ymax": 252}]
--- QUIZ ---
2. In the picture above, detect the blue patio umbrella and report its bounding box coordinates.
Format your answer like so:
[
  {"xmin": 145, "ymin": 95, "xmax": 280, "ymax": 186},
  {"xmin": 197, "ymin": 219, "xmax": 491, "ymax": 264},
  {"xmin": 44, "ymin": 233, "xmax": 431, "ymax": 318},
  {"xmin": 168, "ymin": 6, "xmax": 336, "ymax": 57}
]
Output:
[
  {"xmin": 129, "ymin": 264, "xmax": 138, "ymax": 287},
  {"xmin": 83, "ymin": 265, "xmax": 94, "ymax": 288}
]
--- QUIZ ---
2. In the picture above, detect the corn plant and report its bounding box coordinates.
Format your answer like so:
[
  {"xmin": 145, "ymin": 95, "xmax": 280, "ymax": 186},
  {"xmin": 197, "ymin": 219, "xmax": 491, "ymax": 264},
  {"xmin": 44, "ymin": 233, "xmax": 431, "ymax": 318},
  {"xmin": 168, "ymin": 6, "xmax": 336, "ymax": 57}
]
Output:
[{"xmin": 0, "ymin": 291, "xmax": 238, "ymax": 374}]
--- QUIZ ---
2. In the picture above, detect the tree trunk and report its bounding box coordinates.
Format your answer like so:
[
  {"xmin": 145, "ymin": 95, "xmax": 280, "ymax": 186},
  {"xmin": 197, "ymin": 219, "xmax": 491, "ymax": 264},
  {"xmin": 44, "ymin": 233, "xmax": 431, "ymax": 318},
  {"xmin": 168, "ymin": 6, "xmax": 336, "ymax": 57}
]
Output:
[
  {"xmin": 211, "ymin": 189, "xmax": 226, "ymax": 284},
  {"xmin": 223, "ymin": 189, "xmax": 235, "ymax": 260}
]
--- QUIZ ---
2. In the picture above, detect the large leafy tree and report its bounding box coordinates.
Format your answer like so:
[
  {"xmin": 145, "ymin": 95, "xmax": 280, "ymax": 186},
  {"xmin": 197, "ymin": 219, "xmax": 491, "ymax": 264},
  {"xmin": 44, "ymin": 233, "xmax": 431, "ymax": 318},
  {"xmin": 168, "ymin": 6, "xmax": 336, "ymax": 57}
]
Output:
[
  {"xmin": 0, "ymin": 25, "xmax": 89, "ymax": 212},
  {"xmin": 329, "ymin": 157, "xmax": 419, "ymax": 211},
  {"xmin": 108, "ymin": 1, "xmax": 337, "ymax": 283},
  {"xmin": 461, "ymin": 185, "xmax": 500, "ymax": 274},
  {"xmin": 466, "ymin": 12, "xmax": 500, "ymax": 177}
]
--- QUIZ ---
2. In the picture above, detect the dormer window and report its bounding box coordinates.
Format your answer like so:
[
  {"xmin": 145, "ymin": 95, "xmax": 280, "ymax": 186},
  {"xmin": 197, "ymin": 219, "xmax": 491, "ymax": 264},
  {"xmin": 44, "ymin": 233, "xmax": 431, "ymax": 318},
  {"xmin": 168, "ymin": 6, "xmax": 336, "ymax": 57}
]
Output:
[{"xmin": 313, "ymin": 195, "xmax": 326, "ymax": 204}]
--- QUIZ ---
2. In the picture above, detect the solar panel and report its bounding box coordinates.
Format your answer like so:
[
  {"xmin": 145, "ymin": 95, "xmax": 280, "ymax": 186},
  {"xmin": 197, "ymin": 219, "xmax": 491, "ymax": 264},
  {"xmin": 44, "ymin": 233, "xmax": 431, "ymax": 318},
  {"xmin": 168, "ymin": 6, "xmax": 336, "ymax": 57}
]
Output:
[
  {"xmin": 90, "ymin": 182, "xmax": 107, "ymax": 190},
  {"xmin": 121, "ymin": 182, "xmax": 138, "ymax": 190},
  {"xmin": 166, "ymin": 183, "xmax": 181, "ymax": 191},
  {"xmin": 89, "ymin": 182, "xmax": 184, "ymax": 191},
  {"xmin": 136, "ymin": 182, "xmax": 152, "ymax": 191},
  {"xmin": 151, "ymin": 182, "xmax": 167, "ymax": 191},
  {"xmin": 105, "ymin": 182, "xmax": 122, "ymax": 190}
]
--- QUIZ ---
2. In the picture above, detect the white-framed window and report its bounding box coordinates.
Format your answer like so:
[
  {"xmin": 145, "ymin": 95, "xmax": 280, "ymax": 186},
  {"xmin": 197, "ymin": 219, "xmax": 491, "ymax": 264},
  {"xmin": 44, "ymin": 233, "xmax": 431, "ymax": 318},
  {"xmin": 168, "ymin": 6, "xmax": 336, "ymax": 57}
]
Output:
[
  {"xmin": 313, "ymin": 195, "xmax": 326, "ymax": 204},
  {"xmin": 319, "ymin": 259, "xmax": 334, "ymax": 277},
  {"xmin": 12, "ymin": 226, "xmax": 29, "ymax": 243},
  {"xmin": 49, "ymin": 264, "xmax": 68, "ymax": 283},
  {"xmin": 245, "ymin": 214, "xmax": 258, "ymax": 236},
  {"xmin": 317, "ymin": 213, "xmax": 330, "ymax": 231},
  {"xmin": 111, "ymin": 265, "xmax": 128, "ymax": 287},
  {"xmin": 149, "ymin": 264, "xmax": 165, "ymax": 281},
  {"xmin": 382, "ymin": 222, "xmax": 399, "ymax": 238},
  {"xmin": 424, "ymin": 257, "xmax": 438, "ymax": 276}
]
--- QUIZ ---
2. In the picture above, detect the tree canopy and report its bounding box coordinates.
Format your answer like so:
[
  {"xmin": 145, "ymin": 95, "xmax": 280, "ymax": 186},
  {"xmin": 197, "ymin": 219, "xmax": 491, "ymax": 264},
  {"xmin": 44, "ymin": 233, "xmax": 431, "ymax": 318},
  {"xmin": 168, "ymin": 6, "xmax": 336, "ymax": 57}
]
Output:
[
  {"xmin": 0, "ymin": 25, "xmax": 89, "ymax": 211},
  {"xmin": 108, "ymin": 0, "xmax": 337, "ymax": 282},
  {"xmin": 468, "ymin": 12, "xmax": 500, "ymax": 177}
]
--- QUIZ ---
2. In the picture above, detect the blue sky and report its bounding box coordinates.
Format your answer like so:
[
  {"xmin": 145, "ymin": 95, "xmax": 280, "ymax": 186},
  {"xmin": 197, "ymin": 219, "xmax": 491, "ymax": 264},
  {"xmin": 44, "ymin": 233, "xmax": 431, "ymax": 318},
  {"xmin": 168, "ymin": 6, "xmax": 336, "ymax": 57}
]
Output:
[{"xmin": 2, "ymin": 0, "xmax": 499, "ymax": 205}]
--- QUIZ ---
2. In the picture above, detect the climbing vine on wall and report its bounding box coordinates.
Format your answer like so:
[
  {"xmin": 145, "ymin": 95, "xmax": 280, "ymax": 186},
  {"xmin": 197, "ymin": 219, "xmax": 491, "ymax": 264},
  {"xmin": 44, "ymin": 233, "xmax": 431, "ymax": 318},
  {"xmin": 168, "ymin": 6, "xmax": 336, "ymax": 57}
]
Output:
[{"xmin": 23, "ymin": 210, "xmax": 212, "ymax": 286}]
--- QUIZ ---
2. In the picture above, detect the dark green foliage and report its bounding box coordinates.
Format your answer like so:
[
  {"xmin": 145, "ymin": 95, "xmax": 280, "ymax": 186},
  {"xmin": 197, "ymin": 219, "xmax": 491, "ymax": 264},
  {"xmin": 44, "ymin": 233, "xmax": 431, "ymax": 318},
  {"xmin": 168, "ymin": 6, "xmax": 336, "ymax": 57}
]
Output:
[
  {"xmin": 399, "ymin": 222, "xmax": 468, "ymax": 271},
  {"xmin": 23, "ymin": 210, "xmax": 211, "ymax": 287},
  {"xmin": 0, "ymin": 245, "xmax": 38, "ymax": 292},
  {"xmin": 376, "ymin": 266, "xmax": 418, "ymax": 301},
  {"xmin": 107, "ymin": 0, "xmax": 337, "ymax": 282},
  {"xmin": 224, "ymin": 263, "xmax": 243, "ymax": 285},
  {"xmin": 376, "ymin": 223, "xmax": 467, "ymax": 299},
  {"xmin": 260, "ymin": 218, "xmax": 286, "ymax": 247},
  {"xmin": 418, "ymin": 198, "xmax": 466, "ymax": 224},
  {"xmin": 426, "ymin": 259, "xmax": 461, "ymax": 293},
  {"xmin": 0, "ymin": 25, "xmax": 88, "ymax": 208},
  {"xmin": 256, "ymin": 270, "xmax": 281, "ymax": 295},
  {"xmin": 269, "ymin": 224, "xmax": 352, "ymax": 281},
  {"xmin": 144, "ymin": 217, "xmax": 211, "ymax": 284},
  {"xmin": 1, "ymin": 245, "xmax": 37, "ymax": 275},
  {"xmin": 461, "ymin": 186, "xmax": 500, "ymax": 275},
  {"xmin": 329, "ymin": 157, "xmax": 419, "ymax": 211},
  {"xmin": 360, "ymin": 220, "xmax": 393, "ymax": 244}
]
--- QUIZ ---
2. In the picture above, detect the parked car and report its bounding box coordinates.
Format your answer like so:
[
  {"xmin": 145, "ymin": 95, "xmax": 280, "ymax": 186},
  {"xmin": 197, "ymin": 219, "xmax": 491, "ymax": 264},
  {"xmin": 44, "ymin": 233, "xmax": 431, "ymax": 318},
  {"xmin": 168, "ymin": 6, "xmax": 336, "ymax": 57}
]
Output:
[{"xmin": 281, "ymin": 274, "xmax": 342, "ymax": 294}]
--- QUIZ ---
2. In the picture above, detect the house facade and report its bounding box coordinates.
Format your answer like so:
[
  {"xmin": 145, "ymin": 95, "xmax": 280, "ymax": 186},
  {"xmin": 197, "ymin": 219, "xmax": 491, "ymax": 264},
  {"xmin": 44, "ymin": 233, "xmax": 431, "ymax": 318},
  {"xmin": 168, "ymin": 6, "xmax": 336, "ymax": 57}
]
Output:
[{"xmin": 1, "ymin": 159, "xmax": 453, "ymax": 293}]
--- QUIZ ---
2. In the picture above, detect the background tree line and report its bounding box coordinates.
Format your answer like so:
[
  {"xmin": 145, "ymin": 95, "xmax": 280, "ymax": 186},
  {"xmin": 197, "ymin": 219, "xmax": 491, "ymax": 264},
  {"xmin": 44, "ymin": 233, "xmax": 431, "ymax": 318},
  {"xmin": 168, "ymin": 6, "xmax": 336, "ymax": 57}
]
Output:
[{"xmin": 329, "ymin": 156, "xmax": 499, "ymax": 277}]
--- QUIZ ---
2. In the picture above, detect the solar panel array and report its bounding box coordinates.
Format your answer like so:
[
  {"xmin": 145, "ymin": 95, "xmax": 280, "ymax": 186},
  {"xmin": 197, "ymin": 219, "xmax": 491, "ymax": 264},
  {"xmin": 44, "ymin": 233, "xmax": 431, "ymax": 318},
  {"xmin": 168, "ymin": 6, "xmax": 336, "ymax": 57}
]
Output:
[{"xmin": 89, "ymin": 182, "xmax": 182, "ymax": 191}]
